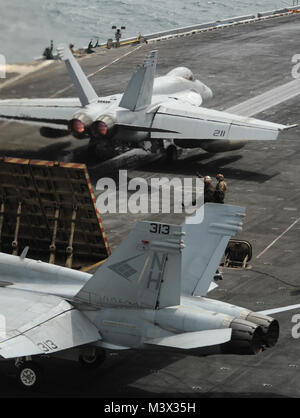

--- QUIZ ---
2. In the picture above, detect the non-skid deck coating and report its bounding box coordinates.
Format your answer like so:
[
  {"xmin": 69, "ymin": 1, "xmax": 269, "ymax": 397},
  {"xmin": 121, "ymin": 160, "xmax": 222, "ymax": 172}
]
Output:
[{"xmin": 0, "ymin": 13, "xmax": 300, "ymax": 397}]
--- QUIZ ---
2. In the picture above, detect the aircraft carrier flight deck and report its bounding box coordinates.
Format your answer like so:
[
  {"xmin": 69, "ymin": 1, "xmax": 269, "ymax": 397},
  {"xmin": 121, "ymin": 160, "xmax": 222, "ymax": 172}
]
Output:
[{"xmin": 0, "ymin": 12, "xmax": 300, "ymax": 397}]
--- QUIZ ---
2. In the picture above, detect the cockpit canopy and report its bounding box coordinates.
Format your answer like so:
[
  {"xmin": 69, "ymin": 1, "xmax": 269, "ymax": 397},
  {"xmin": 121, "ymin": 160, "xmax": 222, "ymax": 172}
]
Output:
[{"xmin": 166, "ymin": 67, "xmax": 196, "ymax": 81}]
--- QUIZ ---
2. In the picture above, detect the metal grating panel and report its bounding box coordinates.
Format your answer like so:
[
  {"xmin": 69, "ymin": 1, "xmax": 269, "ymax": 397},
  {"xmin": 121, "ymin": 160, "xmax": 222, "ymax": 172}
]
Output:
[{"xmin": 0, "ymin": 157, "xmax": 110, "ymax": 269}]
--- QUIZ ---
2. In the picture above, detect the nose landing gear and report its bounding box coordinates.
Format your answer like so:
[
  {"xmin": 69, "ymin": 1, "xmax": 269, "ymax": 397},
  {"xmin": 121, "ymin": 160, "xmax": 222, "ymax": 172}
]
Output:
[{"xmin": 16, "ymin": 358, "xmax": 43, "ymax": 390}]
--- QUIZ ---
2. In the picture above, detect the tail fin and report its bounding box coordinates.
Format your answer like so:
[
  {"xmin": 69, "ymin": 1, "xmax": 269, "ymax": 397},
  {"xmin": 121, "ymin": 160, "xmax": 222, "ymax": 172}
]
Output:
[
  {"xmin": 119, "ymin": 50, "xmax": 158, "ymax": 111},
  {"xmin": 182, "ymin": 203, "xmax": 245, "ymax": 297},
  {"xmin": 57, "ymin": 44, "xmax": 98, "ymax": 107},
  {"xmin": 74, "ymin": 221, "xmax": 184, "ymax": 309}
]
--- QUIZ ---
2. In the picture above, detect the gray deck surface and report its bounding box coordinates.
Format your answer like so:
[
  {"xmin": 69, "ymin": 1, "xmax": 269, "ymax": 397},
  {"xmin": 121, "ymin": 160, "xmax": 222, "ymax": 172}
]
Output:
[{"xmin": 0, "ymin": 13, "xmax": 300, "ymax": 398}]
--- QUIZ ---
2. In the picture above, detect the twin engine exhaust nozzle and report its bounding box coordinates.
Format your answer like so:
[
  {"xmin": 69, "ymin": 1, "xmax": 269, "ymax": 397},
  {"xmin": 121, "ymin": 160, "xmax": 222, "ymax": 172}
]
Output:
[
  {"xmin": 68, "ymin": 113, "xmax": 116, "ymax": 140},
  {"xmin": 222, "ymin": 313, "xmax": 279, "ymax": 355}
]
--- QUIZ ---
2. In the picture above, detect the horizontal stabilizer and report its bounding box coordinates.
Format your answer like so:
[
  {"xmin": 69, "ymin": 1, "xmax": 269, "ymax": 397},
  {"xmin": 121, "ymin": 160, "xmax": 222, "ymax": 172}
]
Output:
[
  {"xmin": 145, "ymin": 328, "xmax": 232, "ymax": 349},
  {"xmin": 0, "ymin": 288, "xmax": 100, "ymax": 359},
  {"xmin": 0, "ymin": 97, "xmax": 81, "ymax": 129},
  {"xmin": 119, "ymin": 50, "xmax": 158, "ymax": 111},
  {"xmin": 57, "ymin": 44, "xmax": 98, "ymax": 107}
]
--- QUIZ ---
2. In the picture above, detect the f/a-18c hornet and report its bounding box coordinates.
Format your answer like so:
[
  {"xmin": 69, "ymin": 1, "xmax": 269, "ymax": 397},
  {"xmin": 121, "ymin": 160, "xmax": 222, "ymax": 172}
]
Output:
[
  {"xmin": 0, "ymin": 47, "xmax": 296, "ymax": 161},
  {"xmin": 0, "ymin": 203, "xmax": 298, "ymax": 389}
]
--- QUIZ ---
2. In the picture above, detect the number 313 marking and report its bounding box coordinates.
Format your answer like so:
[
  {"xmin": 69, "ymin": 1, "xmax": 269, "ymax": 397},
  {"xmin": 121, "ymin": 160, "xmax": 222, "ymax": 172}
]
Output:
[
  {"xmin": 37, "ymin": 340, "xmax": 58, "ymax": 352},
  {"xmin": 150, "ymin": 223, "xmax": 170, "ymax": 235}
]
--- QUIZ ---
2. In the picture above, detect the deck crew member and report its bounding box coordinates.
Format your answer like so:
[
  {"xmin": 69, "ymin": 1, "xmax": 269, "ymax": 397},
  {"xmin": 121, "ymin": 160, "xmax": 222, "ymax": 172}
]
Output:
[
  {"xmin": 214, "ymin": 173, "xmax": 227, "ymax": 203},
  {"xmin": 196, "ymin": 173, "xmax": 216, "ymax": 203}
]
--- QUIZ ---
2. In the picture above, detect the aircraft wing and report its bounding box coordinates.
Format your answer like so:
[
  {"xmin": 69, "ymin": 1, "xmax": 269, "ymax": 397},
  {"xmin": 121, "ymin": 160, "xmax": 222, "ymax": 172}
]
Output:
[
  {"xmin": 150, "ymin": 101, "xmax": 293, "ymax": 141},
  {"xmin": 0, "ymin": 287, "xmax": 100, "ymax": 359},
  {"xmin": 0, "ymin": 98, "xmax": 81, "ymax": 129}
]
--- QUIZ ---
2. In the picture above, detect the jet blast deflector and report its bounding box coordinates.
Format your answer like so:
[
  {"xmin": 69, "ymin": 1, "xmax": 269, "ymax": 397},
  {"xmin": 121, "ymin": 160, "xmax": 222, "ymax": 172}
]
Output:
[{"xmin": 0, "ymin": 157, "xmax": 110, "ymax": 268}]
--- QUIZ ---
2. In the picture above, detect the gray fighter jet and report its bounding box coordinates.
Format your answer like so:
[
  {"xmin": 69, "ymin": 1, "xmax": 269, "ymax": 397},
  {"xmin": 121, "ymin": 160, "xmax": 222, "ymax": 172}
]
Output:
[
  {"xmin": 0, "ymin": 202, "xmax": 298, "ymax": 389},
  {"xmin": 0, "ymin": 47, "xmax": 295, "ymax": 160}
]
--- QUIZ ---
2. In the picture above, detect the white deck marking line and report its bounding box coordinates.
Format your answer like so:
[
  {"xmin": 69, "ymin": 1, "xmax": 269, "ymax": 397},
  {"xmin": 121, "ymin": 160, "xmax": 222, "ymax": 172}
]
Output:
[
  {"xmin": 256, "ymin": 216, "xmax": 300, "ymax": 259},
  {"xmin": 258, "ymin": 303, "xmax": 300, "ymax": 316},
  {"xmin": 50, "ymin": 44, "xmax": 144, "ymax": 99},
  {"xmin": 0, "ymin": 121, "xmax": 10, "ymax": 128},
  {"xmin": 0, "ymin": 60, "xmax": 54, "ymax": 92},
  {"xmin": 0, "ymin": 61, "xmax": 55, "ymax": 128},
  {"xmin": 226, "ymin": 78, "xmax": 300, "ymax": 117}
]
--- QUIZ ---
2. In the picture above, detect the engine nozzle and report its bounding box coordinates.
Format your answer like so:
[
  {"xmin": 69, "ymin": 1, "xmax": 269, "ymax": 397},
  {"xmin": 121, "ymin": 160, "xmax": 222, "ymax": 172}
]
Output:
[
  {"xmin": 245, "ymin": 313, "xmax": 279, "ymax": 348},
  {"xmin": 68, "ymin": 113, "xmax": 93, "ymax": 139},
  {"xmin": 221, "ymin": 318, "xmax": 265, "ymax": 355},
  {"xmin": 91, "ymin": 115, "xmax": 117, "ymax": 139}
]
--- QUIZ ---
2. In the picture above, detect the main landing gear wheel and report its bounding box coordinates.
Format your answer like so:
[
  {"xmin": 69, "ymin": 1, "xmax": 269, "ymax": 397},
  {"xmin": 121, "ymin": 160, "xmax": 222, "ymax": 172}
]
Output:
[
  {"xmin": 79, "ymin": 348, "xmax": 106, "ymax": 369},
  {"xmin": 17, "ymin": 361, "xmax": 43, "ymax": 390},
  {"xmin": 87, "ymin": 139, "xmax": 116, "ymax": 162},
  {"xmin": 166, "ymin": 145, "xmax": 178, "ymax": 162}
]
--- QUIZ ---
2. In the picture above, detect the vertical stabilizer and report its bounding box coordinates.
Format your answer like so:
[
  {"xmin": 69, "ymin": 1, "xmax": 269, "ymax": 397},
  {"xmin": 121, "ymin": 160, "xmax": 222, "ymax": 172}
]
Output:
[
  {"xmin": 119, "ymin": 50, "xmax": 158, "ymax": 111},
  {"xmin": 57, "ymin": 44, "xmax": 98, "ymax": 107},
  {"xmin": 74, "ymin": 221, "xmax": 184, "ymax": 309},
  {"xmin": 182, "ymin": 203, "xmax": 245, "ymax": 296}
]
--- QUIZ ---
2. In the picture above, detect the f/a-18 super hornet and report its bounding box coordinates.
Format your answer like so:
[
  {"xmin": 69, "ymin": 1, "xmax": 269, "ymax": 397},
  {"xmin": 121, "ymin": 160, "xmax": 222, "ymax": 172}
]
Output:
[
  {"xmin": 0, "ymin": 46, "xmax": 296, "ymax": 161},
  {"xmin": 0, "ymin": 203, "xmax": 299, "ymax": 389}
]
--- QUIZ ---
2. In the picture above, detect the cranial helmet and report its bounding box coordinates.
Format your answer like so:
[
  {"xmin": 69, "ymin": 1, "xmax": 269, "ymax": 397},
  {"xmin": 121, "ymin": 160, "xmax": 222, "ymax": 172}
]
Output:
[{"xmin": 204, "ymin": 176, "xmax": 212, "ymax": 182}]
